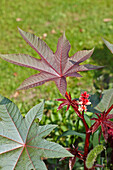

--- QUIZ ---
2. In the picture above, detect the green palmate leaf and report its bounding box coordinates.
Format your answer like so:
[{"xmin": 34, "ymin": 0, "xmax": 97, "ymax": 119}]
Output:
[
  {"xmin": 0, "ymin": 28, "xmax": 103, "ymax": 96},
  {"xmin": 95, "ymin": 89, "xmax": 113, "ymax": 113},
  {"xmin": 0, "ymin": 95, "xmax": 12, "ymax": 105},
  {"xmin": 0, "ymin": 95, "xmax": 72, "ymax": 170},
  {"xmin": 57, "ymin": 130, "xmax": 86, "ymax": 141},
  {"xmin": 103, "ymin": 38, "xmax": 113, "ymax": 53},
  {"xmin": 86, "ymin": 144, "xmax": 104, "ymax": 169}
]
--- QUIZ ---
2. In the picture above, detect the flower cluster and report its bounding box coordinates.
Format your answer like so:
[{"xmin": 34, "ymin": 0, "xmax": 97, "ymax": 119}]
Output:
[{"xmin": 78, "ymin": 91, "xmax": 91, "ymax": 111}]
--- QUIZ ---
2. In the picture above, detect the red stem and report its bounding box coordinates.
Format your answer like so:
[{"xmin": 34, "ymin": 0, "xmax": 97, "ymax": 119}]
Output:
[
  {"xmin": 84, "ymin": 129, "xmax": 91, "ymax": 170},
  {"xmin": 106, "ymin": 104, "xmax": 113, "ymax": 116},
  {"xmin": 81, "ymin": 111, "xmax": 91, "ymax": 169},
  {"xmin": 84, "ymin": 132, "xmax": 91, "ymax": 157},
  {"xmin": 81, "ymin": 111, "xmax": 88, "ymax": 131},
  {"xmin": 72, "ymin": 106, "xmax": 82, "ymax": 119},
  {"xmin": 81, "ymin": 111, "xmax": 91, "ymax": 157},
  {"xmin": 71, "ymin": 104, "xmax": 91, "ymax": 169}
]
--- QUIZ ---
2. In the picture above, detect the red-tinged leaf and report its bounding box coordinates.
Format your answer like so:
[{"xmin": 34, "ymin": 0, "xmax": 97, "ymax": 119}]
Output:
[
  {"xmin": 107, "ymin": 114, "xmax": 113, "ymax": 119},
  {"xmin": 63, "ymin": 49, "xmax": 94, "ymax": 73},
  {"xmin": 0, "ymin": 95, "xmax": 73, "ymax": 169},
  {"xmin": 67, "ymin": 64, "xmax": 104, "ymax": 74},
  {"xmin": 0, "ymin": 29, "xmax": 102, "ymax": 95},
  {"xmin": 55, "ymin": 32, "xmax": 71, "ymax": 74},
  {"xmin": 105, "ymin": 120, "xmax": 113, "ymax": 129},
  {"xmin": 92, "ymin": 122, "xmax": 100, "ymax": 134},
  {"xmin": 17, "ymin": 72, "xmax": 57, "ymax": 90},
  {"xmin": 54, "ymin": 77, "xmax": 67, "ymax": 95},
  {"xmin": 108, "ymin": 128, "xmax": 113, "ymax": 136},
  {"xmin": 95, "ymin": 112, "xmax": 101, "ymax": 119},
  {"xmin": 69, "ymin": 157, "xmax": 76, "ymax": 170},
  {"xmin": 75, "ymin": 64, "xmax": 104, "ymax": 72},
  {"xmin": 18, "ymin": 28, "xmax": 60, "ymax": 72},
  {"xmin": 66, "ymin": 104, "xmax": 70, "ymax": 111},
  {"xmin": 56, "ymin": 96, "xmax": 68, "ymax": 111},
  {"xmin": 103, "ymin": 38, "xmax": 113, "ymax": 54},
  {"xmin": 0, "ymin": 54, "xmax": 55, "ymax": 74},
  {"xmin": 57, "ymin": 103, "xmax": 67, "ymax": 111},
  {"xmin": 56, "ymin": 98, "xmax": 67, "ymax": 102},
  {"xmin": 101, "ymin": 123, "xmax": 108, "ymax": 142},
  {"xmin": 65, "ymin": 72, "xmax": 82, "ymax": 77}
]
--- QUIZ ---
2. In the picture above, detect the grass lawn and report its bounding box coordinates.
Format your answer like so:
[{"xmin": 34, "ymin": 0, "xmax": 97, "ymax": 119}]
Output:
[{"xmin": 0, "ymin": 0, "xmax": 113, "ymax": 112}]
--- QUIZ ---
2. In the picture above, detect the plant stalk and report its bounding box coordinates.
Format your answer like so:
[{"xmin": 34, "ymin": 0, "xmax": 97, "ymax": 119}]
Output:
[{"xmin": 82, "ymin": 111, "xmax": 91, "ymax": 170}]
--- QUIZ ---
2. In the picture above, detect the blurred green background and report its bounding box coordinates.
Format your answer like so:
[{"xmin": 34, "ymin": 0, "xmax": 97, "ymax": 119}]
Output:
[
  {"xmin": 0, "ymin": 0, "xmax": 113, "ymax": 168},
  {"xmin": 0, "ymin": 0, "xmax": 113, "ymax": 105}
]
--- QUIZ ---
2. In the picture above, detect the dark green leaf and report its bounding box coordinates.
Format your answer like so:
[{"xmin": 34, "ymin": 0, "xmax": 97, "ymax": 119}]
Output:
[
  {"xmin": 87, "ymin": 93, "xmax": 101, "ymax": 113},
  {"xmin": 95, "ymin": 89, "xmax": 113, "ymax": 113},
  {"xmin": 57, "ymin": 130, "xmax": 85, "ymax": 141}
]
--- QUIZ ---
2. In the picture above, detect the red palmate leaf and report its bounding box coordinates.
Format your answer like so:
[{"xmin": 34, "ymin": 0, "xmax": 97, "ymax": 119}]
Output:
[
  {"xmin": 60, "ymin": 145, "xmax": 83, "ymax": 170},
  {"xmin": 91, "ymin": 104, "xmax": 113, "ymax": 142},
  {"xmin": 0, "ymin": 28, "xmax": 103, "ymax": 95},
  {"xmin": 56, "ymin": 92, "xmax": 78, "ymax": 111}
]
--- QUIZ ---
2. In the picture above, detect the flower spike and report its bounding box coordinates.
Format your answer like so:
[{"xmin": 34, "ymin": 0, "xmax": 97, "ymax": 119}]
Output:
[{"xmin": 79, "ymin": 91, "xmax": 91, "ymax": 111}]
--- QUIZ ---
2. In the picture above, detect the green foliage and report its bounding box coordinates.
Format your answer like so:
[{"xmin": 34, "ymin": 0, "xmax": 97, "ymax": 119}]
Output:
[
  {"xmin": 57, "ymin": 130, "xmax": 86, "ymax": 141},
  {"xmin": 95, "ymin": 88, "xmax": 113, "ymax": 113},
  {"xmin": 0, "ymin": 94, "xmax": 72, "ymax": 169},
  {"xmin": 40, "ymin": 100, "xmax": 87, "ymax": 147},
  {"xmin": 86, "ymin": 145, "xmax": 105, "ymax": 169}
]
